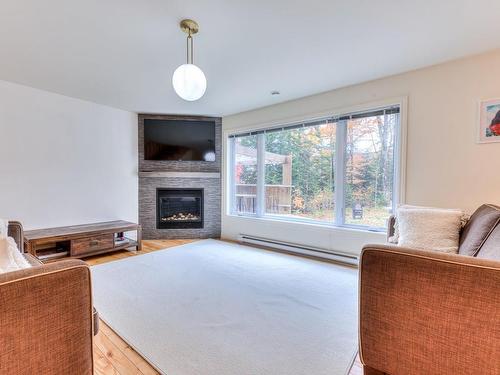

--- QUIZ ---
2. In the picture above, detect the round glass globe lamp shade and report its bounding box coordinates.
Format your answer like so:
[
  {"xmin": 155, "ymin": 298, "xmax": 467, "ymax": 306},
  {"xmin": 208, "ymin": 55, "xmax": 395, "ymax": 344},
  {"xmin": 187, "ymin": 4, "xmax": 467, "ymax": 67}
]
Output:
[{"xmin": 172, "ymin": 64, "xmax": 207, "ymax": 101}]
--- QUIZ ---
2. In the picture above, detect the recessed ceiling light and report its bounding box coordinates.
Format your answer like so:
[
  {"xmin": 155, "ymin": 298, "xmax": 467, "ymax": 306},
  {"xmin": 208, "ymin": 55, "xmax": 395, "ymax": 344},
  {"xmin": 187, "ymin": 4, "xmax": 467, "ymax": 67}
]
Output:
[{"xmin": 271, "ymin": 91, "xmax": 280, "ymax": 96}]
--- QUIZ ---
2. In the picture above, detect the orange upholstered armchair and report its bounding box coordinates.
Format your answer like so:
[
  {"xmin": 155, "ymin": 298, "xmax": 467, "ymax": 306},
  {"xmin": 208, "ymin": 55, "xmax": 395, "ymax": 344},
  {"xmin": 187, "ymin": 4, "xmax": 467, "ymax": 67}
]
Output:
[
  {"xmin": 0, "ymin": 221, "xmax": 95, "ymax": 374},
  {"xmin": 359, "ymin": 207, "xmax": 500, "ymax": 375}
]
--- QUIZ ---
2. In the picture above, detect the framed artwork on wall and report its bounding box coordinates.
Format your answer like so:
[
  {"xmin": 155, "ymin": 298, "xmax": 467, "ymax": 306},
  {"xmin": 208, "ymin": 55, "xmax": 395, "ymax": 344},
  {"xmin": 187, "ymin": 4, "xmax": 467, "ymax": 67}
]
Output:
[{"xmin": 478, "ymin": 98, "xmax": 500, "ymax": 143}]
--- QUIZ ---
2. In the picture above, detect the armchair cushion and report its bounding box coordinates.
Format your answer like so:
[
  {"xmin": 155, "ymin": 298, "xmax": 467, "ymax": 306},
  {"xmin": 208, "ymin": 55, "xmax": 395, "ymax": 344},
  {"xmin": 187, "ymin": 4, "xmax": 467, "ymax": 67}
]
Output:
[
  {"xmin": 0, "ymin": 237, "xmax": 30, "ymax": 273},
  {"xmin": 396, "ymin": 206, "xmax": 463, "ymax": 253},
  {"xmin": 458, "ymin": 204, "xmax": 500, "ymax": 256},
  {"xmin": 476, "ymin": 222, "xmax": 500, "ymax": 260}
]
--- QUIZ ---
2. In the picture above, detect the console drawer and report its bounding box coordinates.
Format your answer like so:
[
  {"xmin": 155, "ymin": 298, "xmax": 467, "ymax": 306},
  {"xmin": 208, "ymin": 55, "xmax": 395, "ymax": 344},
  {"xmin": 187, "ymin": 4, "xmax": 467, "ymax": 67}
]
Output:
[{"xmin": 71, "ymin": 234, "xmax": 114, "ymax": 256}]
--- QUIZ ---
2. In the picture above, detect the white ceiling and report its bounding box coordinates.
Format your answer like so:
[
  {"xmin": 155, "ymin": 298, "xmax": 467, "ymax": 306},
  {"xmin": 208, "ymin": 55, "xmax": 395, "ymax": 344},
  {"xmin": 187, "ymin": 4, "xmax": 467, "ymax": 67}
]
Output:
[{"xmin": 1, "ymin": 0, "xmax": 500, "ymax": 116}]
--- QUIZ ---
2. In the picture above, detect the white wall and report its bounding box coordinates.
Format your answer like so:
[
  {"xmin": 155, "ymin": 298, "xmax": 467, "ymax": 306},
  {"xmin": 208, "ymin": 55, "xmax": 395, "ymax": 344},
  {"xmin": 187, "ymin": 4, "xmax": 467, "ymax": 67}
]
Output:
[
  {"xmin": 222, "ymin": 49, "xmax": 500, "ymax": 255},
  {"xmin": 0, "ymin": 80, "xmax": 138, "ymax": 230}
]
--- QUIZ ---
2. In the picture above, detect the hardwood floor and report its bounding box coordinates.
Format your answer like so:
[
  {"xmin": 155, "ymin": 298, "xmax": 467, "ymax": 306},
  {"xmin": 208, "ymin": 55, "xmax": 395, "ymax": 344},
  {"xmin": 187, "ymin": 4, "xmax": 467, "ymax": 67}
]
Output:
[
  {"xmin": 86, "ymin": 239, "xmax": 362, "ymax": 375},
  {"xmin": 85, "ymin": 239, "xmax": 197, "ymax": 267}
]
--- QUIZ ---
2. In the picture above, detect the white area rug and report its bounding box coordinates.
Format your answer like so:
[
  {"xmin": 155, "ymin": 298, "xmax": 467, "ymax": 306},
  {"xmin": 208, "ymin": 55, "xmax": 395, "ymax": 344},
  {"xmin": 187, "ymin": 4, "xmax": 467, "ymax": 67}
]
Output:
[{"xmin": 91, "ymin": 239, "xmax": 358, "ymax": 375}]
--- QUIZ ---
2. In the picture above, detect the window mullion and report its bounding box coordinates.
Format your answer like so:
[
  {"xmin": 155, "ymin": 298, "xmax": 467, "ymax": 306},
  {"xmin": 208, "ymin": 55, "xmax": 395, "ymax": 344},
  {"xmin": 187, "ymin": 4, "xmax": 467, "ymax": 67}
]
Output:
[
  {"xmin": 256, "ymin": 133, "xmax": 266, "ymax": 217},
  {"xmin": 334, "ymin": 120, "xmax": 347, "ymax": 225},
  {"xmin": 228, "ymin": 137, "xmax": 236, "ymax": 215}
]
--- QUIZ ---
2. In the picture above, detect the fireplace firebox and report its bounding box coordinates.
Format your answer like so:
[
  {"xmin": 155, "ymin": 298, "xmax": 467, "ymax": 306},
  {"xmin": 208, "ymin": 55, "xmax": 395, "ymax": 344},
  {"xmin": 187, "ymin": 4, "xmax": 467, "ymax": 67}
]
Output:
[{"xmin": 156, "ymin": 189, "xmax": 204, "ymax": 229}]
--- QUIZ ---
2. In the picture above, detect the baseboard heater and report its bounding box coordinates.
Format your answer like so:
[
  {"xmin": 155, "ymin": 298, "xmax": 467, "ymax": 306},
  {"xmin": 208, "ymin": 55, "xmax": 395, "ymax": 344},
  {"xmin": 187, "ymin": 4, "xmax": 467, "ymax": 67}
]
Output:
[{"xmin": 238, "ymin": 234, "xmax": 359, "ymax": 266}]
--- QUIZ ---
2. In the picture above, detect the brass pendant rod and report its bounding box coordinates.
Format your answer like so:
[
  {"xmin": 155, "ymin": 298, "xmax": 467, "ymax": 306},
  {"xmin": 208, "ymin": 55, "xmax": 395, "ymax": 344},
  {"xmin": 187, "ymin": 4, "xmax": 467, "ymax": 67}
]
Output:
[
  {"xmin": 186, "ymin": 31, "xmax": 194, "ymax": 64},
  {"xmin": 191, "ymin": 34, "xmax": 194, "ymax": 64}
]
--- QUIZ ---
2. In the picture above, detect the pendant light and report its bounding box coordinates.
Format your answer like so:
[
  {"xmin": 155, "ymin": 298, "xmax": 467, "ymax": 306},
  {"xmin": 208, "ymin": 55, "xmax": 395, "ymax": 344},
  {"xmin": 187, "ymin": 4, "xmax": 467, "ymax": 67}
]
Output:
[{"xmin": 172, "ymin": 19, "xmax": 207, "ymax": 101}]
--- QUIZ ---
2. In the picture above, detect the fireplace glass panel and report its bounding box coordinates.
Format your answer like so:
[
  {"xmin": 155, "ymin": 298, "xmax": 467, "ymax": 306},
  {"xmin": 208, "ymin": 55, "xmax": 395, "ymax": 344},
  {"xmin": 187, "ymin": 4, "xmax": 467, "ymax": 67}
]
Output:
[
  {"xmin": 160, "ymin": 197, "xmax": 201, "ymax": 222},
  {"xmin": 157, "ymin": 189, "xmax": 204, "ymax": 229}
]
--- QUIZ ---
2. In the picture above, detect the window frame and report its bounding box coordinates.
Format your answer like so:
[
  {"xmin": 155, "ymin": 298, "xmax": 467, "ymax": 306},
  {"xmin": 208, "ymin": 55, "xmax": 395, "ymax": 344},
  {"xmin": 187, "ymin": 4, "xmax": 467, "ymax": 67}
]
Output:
[{"xmin": 225, "ymin": 97, "xmax": 407, "ymax": 233}]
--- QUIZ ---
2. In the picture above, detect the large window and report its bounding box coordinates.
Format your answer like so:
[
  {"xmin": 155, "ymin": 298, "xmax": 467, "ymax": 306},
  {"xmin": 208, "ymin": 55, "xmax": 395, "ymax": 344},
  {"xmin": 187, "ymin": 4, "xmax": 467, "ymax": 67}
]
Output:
[{"xmin": 228, "ymin": 105, "xmax": 401, "ymax": 230}]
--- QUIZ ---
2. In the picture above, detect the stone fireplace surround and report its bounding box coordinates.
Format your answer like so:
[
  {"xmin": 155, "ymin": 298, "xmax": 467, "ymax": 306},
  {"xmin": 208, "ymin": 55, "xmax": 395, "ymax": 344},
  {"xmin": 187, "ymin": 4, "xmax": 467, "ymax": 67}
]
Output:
[{"xmin": 138, "ymin": 114, "xmax": 222, "ymax": 240}]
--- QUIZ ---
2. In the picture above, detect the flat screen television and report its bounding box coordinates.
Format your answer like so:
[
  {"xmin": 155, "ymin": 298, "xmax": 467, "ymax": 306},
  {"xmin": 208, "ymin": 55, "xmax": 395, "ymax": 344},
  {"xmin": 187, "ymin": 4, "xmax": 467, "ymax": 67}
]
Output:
[{"xmin": 143, "ymin": 119, "xmax": 216, "ymax": 161}]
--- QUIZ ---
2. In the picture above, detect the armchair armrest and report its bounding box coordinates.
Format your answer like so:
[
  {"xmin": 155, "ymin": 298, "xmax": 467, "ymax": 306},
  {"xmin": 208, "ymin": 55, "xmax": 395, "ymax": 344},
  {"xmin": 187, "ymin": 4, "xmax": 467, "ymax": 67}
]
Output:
[
  {"xmin": 359, "ymin": 244, "xmax": 500, "ymax": 375},
  {"xmin": 23, "ymin": 253, "xmax": 42, "ymax": 266},
  {"xmin": 0, "ymin": 260, "xmax": 94, "ymax": 374},
  {"xmin": 7, "ymin": 221, "xmax": 24, "ymax": 252}
]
